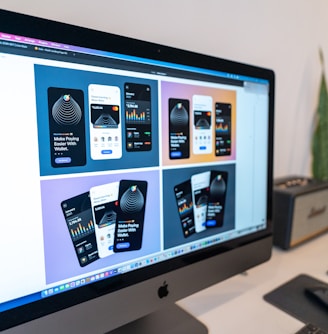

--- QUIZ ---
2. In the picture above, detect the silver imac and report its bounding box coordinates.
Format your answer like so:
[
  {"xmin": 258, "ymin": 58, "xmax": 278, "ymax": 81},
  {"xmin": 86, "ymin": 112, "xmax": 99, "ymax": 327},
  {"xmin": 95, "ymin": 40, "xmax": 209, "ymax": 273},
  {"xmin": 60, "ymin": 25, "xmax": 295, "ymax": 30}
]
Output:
[{"xmin": 0, "ymin": 9, "xmax": 274, "ymax": 334}]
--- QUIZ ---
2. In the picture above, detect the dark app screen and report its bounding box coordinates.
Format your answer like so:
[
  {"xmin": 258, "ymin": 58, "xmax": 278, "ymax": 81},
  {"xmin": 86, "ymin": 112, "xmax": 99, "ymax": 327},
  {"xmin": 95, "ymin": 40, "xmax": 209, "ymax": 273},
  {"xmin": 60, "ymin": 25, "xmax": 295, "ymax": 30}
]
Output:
[
  {"xmin": 206, "ymin": 171, "xmax": 228, "ymax": 227},
  {"xmin": 124, "ymin": 83, "xmax": 151, "ymax": 151},
  {"xmin": 114, "ymin": 180, "xmax": 148, "ymax": 252},
  {"xmin": 48, "ymin": 87, "xmax": 86, "ymax": 167},
  {"xmin": 174, "ymin": 180, "xmax": 195, "ymax": 237},
  {"xmin": 215, "ymin": 102, "xmax": 231, "ymax": 156},
  {"xmin": 169, "ymin": 98, "xmax": 190, "ymax": 159},
  {"xmin": 61, "ymin": 192, "xmax": 99, "ymax": 267}
]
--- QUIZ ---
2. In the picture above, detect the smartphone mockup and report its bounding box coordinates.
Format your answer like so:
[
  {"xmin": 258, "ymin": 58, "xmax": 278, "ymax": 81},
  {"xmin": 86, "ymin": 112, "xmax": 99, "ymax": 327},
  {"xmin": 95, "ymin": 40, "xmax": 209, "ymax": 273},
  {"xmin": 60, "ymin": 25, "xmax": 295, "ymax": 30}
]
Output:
[
  {"xmin": 90, "ymin": 182, "xmax": 120, "ymax": 258},
  {"xmin": 48, "ymin": 87, "xmax": 86, "ymax": 168},
  {"xmin": 169, "ymin": 98, "xmax": 190, "ymax": 159},
  {"xmin": 206, "ymin": 171, "xmax": 228, "ymax": 227},
  {"xmin": 215, "ymin": 102, "xmax": 231, "ymax": 156},
  {"xmin": 173, "ymin": 180, "xmax": 195, "ymax": 237},
  {"xmin": 88, "ymin": 84, "xmax": 122, "ymax": 160},
  {"xmin": 124, "ymin": 83, "xmax": 152, "ymax": 151},
  {"xmin": 191, "ymin": 171, "xmax": 210, "ymax": 233},
  {"xmin": 192, "ymin": 95, "xmax": 213, "ymax": 155},
  {"xmin": 61, "ymin": 192, "xmax": 99, "ymax": 267},
  {"xmin": 114, "ymin": 180, "xmax": 147, "ymax": 252}
]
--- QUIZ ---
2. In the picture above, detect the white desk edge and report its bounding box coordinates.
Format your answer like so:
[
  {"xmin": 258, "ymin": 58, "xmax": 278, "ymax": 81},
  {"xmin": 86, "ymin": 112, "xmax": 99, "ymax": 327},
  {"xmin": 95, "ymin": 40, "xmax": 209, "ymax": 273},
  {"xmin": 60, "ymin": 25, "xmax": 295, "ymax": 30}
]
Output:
[{"xmin": 179, "ymin": 232, "xmax": 328, "ymax": 334}]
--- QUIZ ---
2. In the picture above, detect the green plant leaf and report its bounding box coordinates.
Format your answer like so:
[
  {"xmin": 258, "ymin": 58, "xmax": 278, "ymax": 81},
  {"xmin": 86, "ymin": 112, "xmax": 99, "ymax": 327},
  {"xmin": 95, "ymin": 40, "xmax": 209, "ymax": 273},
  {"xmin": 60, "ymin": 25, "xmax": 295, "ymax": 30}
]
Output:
[{"xmin": 312, "ymin": 50, "xmax": 328, "ymax": 180}]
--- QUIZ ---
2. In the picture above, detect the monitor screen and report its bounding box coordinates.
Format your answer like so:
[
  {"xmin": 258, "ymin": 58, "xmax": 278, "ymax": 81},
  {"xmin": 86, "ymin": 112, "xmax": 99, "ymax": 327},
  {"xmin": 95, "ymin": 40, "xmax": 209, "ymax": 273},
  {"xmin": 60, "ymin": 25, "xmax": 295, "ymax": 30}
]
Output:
[{"xmin": 0, "ymin": 9, "xmax": 274, "ymax": 334}]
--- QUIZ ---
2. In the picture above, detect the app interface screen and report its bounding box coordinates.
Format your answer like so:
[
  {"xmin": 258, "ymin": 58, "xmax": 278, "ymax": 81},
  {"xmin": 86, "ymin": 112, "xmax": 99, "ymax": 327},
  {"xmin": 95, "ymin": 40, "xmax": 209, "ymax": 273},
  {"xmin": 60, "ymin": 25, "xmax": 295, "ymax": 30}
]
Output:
[
  {"xmin": 169, "ymin": 98, "xmax": 190, "ymax": 159},
  {"xmin": 192, "ymin": 95, "xmax": 213, "ymax": 154},
  {"xmin": 48, "ymin": 87, "xmax": 86, "ymax": 167},
  {"xmin": 191, "ymin": 171, "xmax": 210, "ymax": 232},
  {"xmin": 174, "ymin": 180, "xmax": 195, "ymax": 237},
  {"xmin": 124, "ymin": 83, "xmax": 152, "ymax": 152},
  {"xmin": 215, "ymin": 102, "xmax": 231, "ymax": 156},
  {"xmin": 61, "ymin": 192, "xmax": 99, "ymax": 267},
  {"xmin": 206, "ymin": 171, "xmax": 228, "ymax": 227},
  {"xmin": 90, "ymin": 182, "xmax": 120, "ymax": 258},
  {"xmin": 89, "ymin": 84, "xmax": 122, "ymax": 160},
  {"xmin": 114, "ymin": 180, "xmax": 148, "ymax": 252}
]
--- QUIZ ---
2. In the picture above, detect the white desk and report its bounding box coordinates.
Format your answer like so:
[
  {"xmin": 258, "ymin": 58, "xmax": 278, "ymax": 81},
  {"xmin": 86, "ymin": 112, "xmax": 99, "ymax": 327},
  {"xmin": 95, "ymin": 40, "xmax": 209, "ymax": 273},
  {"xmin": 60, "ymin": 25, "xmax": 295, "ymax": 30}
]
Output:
[{"xmin": 179, "ymin": 232, "xmax": 328, "ymax": 334}]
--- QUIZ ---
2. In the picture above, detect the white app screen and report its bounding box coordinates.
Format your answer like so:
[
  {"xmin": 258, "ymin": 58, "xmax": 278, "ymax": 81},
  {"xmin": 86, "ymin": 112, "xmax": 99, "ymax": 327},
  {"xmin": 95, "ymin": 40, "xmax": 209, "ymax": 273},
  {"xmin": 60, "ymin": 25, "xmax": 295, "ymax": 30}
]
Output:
[
  {"xmin": 191, "ymin": 171, "xmax": 210, "ymax": 233},
  {"xmin": 192, "ymin": 95, "xmax": 213, "ymax": 154},
  {"xmin": 88, "ymin": 84, "xmax": 122, "ymax": 160},
  {"xmin": 90, "ymin": 181, "xmax": 119, "ymax": 258}
]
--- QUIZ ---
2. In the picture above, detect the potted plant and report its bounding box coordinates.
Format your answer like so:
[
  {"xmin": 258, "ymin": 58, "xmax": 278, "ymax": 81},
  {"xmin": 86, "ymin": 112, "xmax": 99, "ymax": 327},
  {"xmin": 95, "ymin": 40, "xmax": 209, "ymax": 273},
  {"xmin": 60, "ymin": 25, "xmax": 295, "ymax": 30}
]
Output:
[{"xmin": 312, "ymin": 49, "xmax": 328, "ymax": 180}]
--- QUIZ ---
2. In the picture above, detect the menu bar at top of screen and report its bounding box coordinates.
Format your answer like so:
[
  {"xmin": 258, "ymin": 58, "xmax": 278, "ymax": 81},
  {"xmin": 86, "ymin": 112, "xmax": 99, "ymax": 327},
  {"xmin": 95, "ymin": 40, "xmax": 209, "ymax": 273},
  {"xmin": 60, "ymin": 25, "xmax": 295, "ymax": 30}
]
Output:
[{"xmin": 0, "ymin": 32, "xmax": 268, "ymax": 87}]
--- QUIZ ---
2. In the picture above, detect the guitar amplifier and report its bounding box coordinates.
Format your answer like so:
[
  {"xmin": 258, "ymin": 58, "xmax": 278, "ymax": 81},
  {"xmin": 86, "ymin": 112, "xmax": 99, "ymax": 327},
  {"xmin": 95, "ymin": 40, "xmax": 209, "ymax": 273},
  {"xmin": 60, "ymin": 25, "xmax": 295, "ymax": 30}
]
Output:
[{"xmin": 273, "ymin": 176, "xmax": 328, "ymax": 249}]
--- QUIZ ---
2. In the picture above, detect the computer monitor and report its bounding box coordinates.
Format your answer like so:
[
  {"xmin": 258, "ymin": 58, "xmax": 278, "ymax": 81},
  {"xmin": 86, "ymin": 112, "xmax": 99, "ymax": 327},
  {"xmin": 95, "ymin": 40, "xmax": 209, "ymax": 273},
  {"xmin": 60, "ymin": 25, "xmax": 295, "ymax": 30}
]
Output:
[{"xmin": 0, "ymin": 8, "xmax": 274, "ymax": 334}]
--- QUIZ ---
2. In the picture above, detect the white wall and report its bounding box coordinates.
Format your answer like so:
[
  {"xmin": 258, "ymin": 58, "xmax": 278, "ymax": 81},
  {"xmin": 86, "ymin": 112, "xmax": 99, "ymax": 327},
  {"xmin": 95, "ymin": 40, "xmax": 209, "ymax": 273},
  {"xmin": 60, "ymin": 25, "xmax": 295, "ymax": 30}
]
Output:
[{"xmin": 1, "ymin": 0, "xmax": 327, "ymax": 178}]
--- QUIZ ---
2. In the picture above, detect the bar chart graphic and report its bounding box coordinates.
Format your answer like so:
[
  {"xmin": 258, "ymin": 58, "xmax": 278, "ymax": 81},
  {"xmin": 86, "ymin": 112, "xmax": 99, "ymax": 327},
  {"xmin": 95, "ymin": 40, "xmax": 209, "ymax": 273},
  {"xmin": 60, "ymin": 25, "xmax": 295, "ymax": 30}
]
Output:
[
  {"xmin": 125, "ymin": 109, "xmax": 148, "ymax": 122},
  {"xmin": 70, "ymin": 220, "xmax": 95, "ymax": 241},
  {"xmin": 178, "ymin": 201, "xmax": 193, "ymax": 216},
  {"xmin": 216, "ymin": 122, "xmax": 230, "ymax": 133}
]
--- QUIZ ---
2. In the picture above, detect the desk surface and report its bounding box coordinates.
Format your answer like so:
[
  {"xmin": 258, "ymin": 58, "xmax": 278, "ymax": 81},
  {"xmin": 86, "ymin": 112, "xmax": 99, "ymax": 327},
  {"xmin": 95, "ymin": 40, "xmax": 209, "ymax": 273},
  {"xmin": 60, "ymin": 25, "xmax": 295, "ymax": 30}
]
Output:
[{"xmin": 179, "ymin": 232, "xmax": 328, "ymax": 334}]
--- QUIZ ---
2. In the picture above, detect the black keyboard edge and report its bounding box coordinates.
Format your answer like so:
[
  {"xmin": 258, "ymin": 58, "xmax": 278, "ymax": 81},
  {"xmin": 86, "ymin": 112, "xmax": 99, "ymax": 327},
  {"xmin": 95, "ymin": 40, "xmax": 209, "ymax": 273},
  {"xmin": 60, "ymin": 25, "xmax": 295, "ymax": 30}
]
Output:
[{"xmin": 294, "ymin": 323, "xmax": 328, "ymax": 334}]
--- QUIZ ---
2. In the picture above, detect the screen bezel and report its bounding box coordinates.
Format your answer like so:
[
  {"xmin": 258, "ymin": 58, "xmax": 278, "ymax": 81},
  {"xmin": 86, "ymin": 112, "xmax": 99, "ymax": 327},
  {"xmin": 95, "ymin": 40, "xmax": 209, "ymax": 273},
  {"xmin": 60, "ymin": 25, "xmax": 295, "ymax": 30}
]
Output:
[{"xmin": 0, "ymin": 8, "xmax": 274, "ymax": 331}]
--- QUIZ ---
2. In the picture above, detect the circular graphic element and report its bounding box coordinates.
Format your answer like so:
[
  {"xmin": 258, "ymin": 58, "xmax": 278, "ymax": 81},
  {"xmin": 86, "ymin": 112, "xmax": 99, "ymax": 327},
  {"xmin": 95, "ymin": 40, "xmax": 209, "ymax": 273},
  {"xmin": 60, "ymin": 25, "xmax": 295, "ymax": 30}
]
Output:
[
  {"xmin": 120, "ymin": 185, "xmax": 145, "ymax": 213},
  {"xmin": 52, "ymin": 94, "xmax": 82, "ymax": 126},
  {"xmin": 170, "ymin": 102, "xmax": 189, "ymax": 127},
  {"xmin": 210, "ymin": 175, "xmax": 226, "ymax": 199}
]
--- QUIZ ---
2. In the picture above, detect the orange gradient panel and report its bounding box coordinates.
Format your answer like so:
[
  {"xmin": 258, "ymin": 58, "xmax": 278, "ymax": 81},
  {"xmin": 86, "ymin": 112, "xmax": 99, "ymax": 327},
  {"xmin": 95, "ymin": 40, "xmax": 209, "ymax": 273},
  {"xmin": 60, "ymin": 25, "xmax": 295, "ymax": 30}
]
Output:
[{"xmin": 161, "ymin": 81, "xmax": 236, "ymax": 166}]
